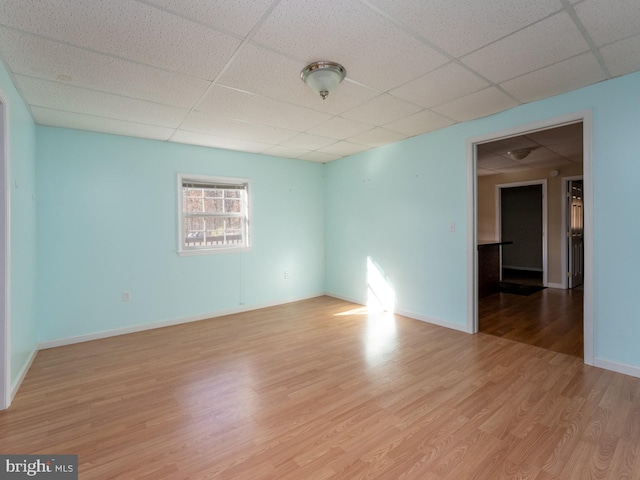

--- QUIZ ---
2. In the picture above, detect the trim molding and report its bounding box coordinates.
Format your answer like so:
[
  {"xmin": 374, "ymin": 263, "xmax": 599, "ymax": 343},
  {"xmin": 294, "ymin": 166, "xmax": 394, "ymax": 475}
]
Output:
[
  {"xmin": 594, "ymin": 357, "xmax": 640, "ymax": 379},
  {"xmin": 39, "ymin": 294, "xmax": 324, "ymax": 350},
  {"xmin": 325, "ymin": 292, "xmax": 470, "ymax": 333},
  {"xmin": 560, "ymin": 175, "xmax": 585, "ymax": 290},
  {"xmin": 324, "ymin": 291, "xmax": 365, "ymax": 305},
  {"xmin": 10, "ymin": 347, "xmax": 36, "ymax": 402},
  {"xmin": 495, "ymin": 179, "xmax": 548, "ymax": 286},
  {"xmin": 0, "ymin": 86, "xmax": 11, "ymax": 411},
  {"xmin": 13, "ymin": 294, "xmax": 640, "ymax": 403},
  {"xmin": 546, "ymin": 282, "xmax": 565, "ymax": 289},
  {"xmin": 395, "ymin": 308, "xmax": 471, "ymax": 333}
]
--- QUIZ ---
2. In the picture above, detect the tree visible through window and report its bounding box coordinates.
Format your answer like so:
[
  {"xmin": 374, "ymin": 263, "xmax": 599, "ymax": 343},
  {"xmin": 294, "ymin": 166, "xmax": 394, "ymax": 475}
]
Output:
[{"xmin": 179, "ymin": 175, "xmax": 250, "ymax": 253}]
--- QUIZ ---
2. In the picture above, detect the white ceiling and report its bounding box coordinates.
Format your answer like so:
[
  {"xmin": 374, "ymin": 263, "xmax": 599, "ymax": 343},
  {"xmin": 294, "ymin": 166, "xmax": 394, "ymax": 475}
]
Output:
[{"xmin": 0, "ymin": 0, "xmax": 638, "ymax": 163}]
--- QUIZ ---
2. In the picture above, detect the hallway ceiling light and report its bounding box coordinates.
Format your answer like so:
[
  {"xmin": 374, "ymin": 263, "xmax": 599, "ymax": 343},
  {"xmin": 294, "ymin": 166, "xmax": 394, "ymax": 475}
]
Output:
[
  {"xmin": 301, "ymin": 61, "xmax": 346, "ymax": 100},
  {"xmin": 506, "ymin": 147, "xmax": 537, "ymax": 161}
]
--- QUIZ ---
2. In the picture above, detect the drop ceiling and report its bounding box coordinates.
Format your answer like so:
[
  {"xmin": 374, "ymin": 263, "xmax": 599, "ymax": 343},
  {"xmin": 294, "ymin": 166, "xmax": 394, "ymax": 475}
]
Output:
[
  {"xmin": 477, "ymin": 122, "xmax": 583, "ymax": 176},
  {"xmin": 0, "ymin": 0, "xmax": 638, "ymax": 163}
]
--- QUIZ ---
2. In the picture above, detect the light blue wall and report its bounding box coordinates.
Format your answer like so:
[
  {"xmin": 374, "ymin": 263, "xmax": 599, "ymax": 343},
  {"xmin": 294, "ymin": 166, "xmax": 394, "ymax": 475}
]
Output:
[
  {"xmin": 324, "ymin": 126, "xmax": 468, "ymax": 325},
  {"xmin": 36, "ymin": 128, "xmax": 325, "ymax": 342},
  {"xmin": 0, "ymin": 61, "xmax": 38, "ymax": 386},
  {"xmin": 325, "ymin": 71, "xmax": 640, "ymax": 368}
]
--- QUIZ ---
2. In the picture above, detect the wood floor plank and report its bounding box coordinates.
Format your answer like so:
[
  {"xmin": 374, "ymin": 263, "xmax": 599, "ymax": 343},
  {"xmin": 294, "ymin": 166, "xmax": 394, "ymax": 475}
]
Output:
[
  {"xmin": 480, "ymin": 287, "xmax": 583, "ymax": 358},
  {"xmin": 1, "ymin": 296, "xmax": 639, "ymax": 479}
]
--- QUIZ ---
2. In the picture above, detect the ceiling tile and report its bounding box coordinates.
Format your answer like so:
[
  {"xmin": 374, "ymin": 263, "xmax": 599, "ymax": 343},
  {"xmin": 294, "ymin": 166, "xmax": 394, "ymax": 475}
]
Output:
[
  {"xmin": 262, "ymin": 145, "xmax": 311, "ymax": 159},
  {"xmin": 181, "ymin": 111, "xmax": 297, "ymax": 144},
  {"xmin": 600, "ymin": 34, "xmax": 640, "ymax": 78},
  {"xmin": 251, "ymin": 0, "xmax": 448, "ymax": 91},
  {"xmin": 171, "ymin": 130, "xmax": 271, "ymax": 153},
  {"xmin": 476, "ymin": 143, "xmax": 495, "ymax": 156},
  {"xmin": 31, "ymin": 106, "xmax": 175, "ymax": 141},
  {"xmin": 347, "ymin": 127, "xmax": 407, "ymax": 148},
  {"xmin": 0, "ymin": 27, "xmax": 210, "ymax": 108},
  {"xmin": 298, "ymin": 151, "xmax": 341, "ymax": 163},
  {"xmin": 525, "ymin": 123, "xmax": 583, "ymax": 146},
  {"xmin": 520, "ymin": 157, "xmax": 573, "ymax": 169},
  {"xmin": 432, "ymin": 87, "xmax": 518, "ymax": 123},
  {"xmin": 479, "ymin": 137, "xmax": 539, "ymax": 155},
  {"xmin": 341, "ymin": 94, "xmax": 422, "ymax": 126},
  {"xmin": 492, "ymin": 165, "xmax": 539, "ymax": 174},
  {"xmin": 383, "ymin": 110, "xmax": 455, "ymax": 137},
  {"xmin": 501, "ymin": 52, "xmax": 606, "ymax": 103},
  {"xmin": 306, "ymin": 116, "xmax": 374, "ymax": 140},
  {"xmin": 318, "ymin": 142, "xmax": 371, "ymax": 156},
  {"xmin": 389, "ymin": 62, "xmax": 489, "ymax": 109},
  {"xmin": 143, "ymin": 0, "xmax": 275, "ymax": 37},
  {"xmin": 563, "ymin": 154, "xmax": 583, "ymax": 163},
  {"xmin": 16, "ymin": 75, "xmax": 189, "ymax": 128},
  {"xmin": 575, "ymin": 0, "xmax": 640, "ymax": 47},
  {"xmin": 280, "ymin": 133, "xmax": 337, "ymax": 150},
  {"xmin": 545, "ymin": 142, "xmax": 584, "ymax": 160},
  {"xmin": 461, "ymin": 12, "xmax": 590, "ymax": 83},
  {"xmin": 477, "ymin": 168, "xmax": 497, "ymax": 176},
  {"xmin": 217, "ymin": 42, "xmax": 378, "ymax": 115},
  {"xmin": 368, "ymin": 0, "xmax": 562, "ymax": 57},
  {"xmin": 477, "ymin": 154, "xmax": 521, "ymax": 170},
  {"xmin": 0, "ymin": 0, "xmax": 241, "ymax": 79},
  {"xmin": 197, "ymin": 85, "xmax": 332, "ymax": 132}
]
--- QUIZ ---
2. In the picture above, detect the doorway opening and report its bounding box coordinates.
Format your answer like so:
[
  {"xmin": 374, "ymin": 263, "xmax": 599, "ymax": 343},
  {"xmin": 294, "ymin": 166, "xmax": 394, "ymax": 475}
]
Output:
[{"xmin": 468, "ymin": 113, "xmax": 592, "ymax": 364}]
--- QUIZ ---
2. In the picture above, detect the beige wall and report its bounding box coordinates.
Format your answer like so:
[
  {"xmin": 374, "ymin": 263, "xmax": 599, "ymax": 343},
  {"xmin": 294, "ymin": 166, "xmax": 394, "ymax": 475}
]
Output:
[{"xmin": 477, "ymin": 163, "xmax": 583, "ymax": 286}]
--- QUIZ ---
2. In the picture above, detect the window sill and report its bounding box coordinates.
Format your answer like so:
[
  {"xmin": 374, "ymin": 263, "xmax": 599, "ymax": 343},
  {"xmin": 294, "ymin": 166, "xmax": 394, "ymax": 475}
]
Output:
[{"xmin": 178, "ymin": 246, "xmax": 252, "ymax": 256}]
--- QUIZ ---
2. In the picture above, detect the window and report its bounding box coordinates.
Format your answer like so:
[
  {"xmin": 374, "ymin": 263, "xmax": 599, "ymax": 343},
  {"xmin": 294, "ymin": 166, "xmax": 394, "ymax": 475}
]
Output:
[{"xmin": 178, "ymin": 175, "xmax": 250, "ymax": 254}]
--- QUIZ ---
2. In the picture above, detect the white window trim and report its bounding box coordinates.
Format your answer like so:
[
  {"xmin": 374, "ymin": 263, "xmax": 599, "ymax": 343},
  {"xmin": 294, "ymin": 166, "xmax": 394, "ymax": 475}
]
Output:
[{"xmin": 177, "ymin": 173, "xmax": 251, "ymax": 256}]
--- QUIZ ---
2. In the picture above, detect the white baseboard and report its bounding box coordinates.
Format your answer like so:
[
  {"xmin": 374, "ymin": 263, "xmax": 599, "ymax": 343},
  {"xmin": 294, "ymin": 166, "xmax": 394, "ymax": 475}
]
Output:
[
  {"xmin": 10, "ymin": 346, "xmax": 37, "ymax": 403},
  {"xmin": 11, "ymin": 294, "xmax": 640, "ymax": 401},
  {"xmin": 546, "ymin": 282, "xmax": 565, "ymax": 289},
  {"xmin": 324, "ymin": 291, "xmax": 364, "ymax": 306},
  {"xmin": 396, "ymin": 308, "xmax": 471, "ymax": 333},
  {"xmin": 29, "ymin": 292, "xmax": 640, "ymax": 388},
  {"xmin": 324, "ymin": 292, "xmax": 470, "ymax": 333},
  {"xmin": 594, "ymin": 357, "xmax": 640, "ymax": 379},
  {"xmin": 39, "ymin": 293, "xmax": 324, "ymax": 350}
]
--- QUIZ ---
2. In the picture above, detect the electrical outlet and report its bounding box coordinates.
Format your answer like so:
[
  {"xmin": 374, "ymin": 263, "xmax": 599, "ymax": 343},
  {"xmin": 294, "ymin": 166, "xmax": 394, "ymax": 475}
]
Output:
[
  {"xmin": 122, "ymin": 291, "xmax": 131, "ymax": 302},
  {"xmin": 449, "ymin": 222, "xmax": 456, "ymax": 232},
  {"xmin": 284, "ymin": 271, "xmax": 289, "ymax": 279}
]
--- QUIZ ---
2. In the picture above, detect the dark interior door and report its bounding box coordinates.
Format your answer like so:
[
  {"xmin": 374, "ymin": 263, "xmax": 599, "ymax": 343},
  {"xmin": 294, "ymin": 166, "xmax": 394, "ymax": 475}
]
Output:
[{"xmin": 500, "ymin": 185, "xmax": 543, "ymax": 277}]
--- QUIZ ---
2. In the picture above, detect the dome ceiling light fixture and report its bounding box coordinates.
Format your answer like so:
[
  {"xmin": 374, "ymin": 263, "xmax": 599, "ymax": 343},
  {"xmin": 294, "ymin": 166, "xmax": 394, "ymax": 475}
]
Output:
[
  {"xmin": 300, "ymin": 61, "xmax": 346, "ymax": 100},
  {"xmin": 506, "ymin": 147, "xmax": 538, "ymax": 161}
]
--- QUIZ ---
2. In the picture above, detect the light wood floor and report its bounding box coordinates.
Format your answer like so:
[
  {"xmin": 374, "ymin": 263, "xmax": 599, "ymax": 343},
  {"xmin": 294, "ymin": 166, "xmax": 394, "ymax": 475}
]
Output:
[
  {"xmin": 2, "ymin": 296, "xmax": 639, "ymax": 479},
  {"xmin": 479, "ymin": 287, "xmax": 584, "ymax": 358}
]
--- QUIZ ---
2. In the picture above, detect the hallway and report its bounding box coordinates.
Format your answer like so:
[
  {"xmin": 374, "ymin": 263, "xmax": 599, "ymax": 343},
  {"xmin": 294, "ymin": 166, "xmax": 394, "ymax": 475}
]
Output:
[{"xmin": 479, "ymin": 287, "xmax": 584, "ymax": 358}]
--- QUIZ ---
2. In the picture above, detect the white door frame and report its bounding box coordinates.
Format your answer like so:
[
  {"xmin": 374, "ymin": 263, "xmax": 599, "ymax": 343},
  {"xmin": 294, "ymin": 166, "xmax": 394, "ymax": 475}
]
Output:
[
  {"xmin": 495, "ymin": 180, "xmax": 548, "ymax": 286},
  {"xmin": 561, "ymin": 175, "xmax": 584, "ymax": 290},
  {"xmin": 466, "ymin": 110, "xmax": 594, "ymax": 365},
  {"xmin": 0, "ymin": 91, "xmax": 10, "ymax": 410}
]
